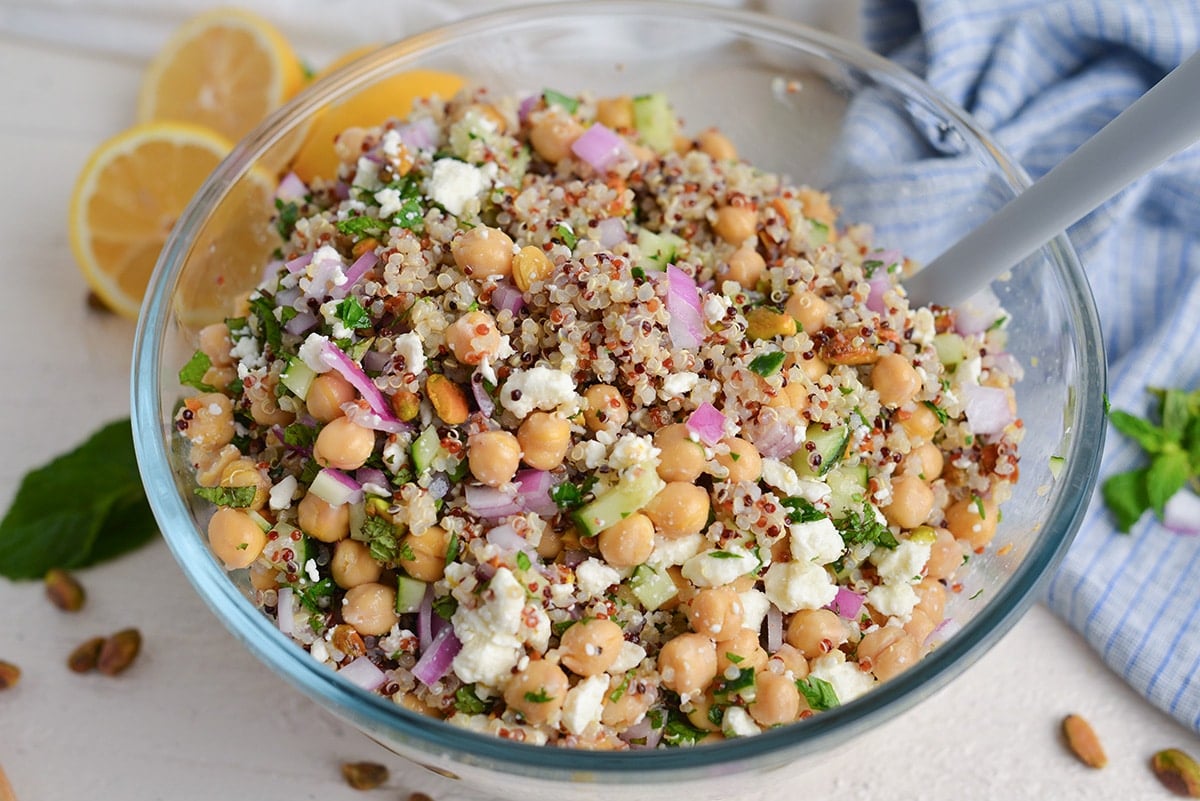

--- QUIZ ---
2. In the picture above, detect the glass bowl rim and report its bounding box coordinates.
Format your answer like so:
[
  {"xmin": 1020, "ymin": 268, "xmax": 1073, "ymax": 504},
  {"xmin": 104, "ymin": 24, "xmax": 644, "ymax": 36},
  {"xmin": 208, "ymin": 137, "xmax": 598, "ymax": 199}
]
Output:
[{"xmin": 131, "ymin": 0, "xmax": 1107, "ymax": 780}]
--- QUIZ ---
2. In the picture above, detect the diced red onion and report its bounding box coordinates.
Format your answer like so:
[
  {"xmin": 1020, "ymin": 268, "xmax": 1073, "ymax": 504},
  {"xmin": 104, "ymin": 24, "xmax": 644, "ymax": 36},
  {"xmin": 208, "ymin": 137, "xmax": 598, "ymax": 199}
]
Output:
[
  {"xmin": 284, "ymin": 252, "xmax": 313, "ymax": 274},
  {"xmin": 1163, "ymin": 490, "xmax": 1200, "ymax": 535},
  {"xmin": 471, "ymin": 369, "xmax": 496, "ymax": 417},
  {"xmin": 988, "ymin": 351, "xmax": 1024, "ymax": 381},
  {"xmin": 666, "ymin": 266, "xmax": 705, "ymax": 350},
  {"xmin": 341, "ymin": 402, "xmax": 409, "ymax": 435},
  {"xmin": 595, "ymin": 217, "xmax": 628, "ymax": 249},
  {"xmin": 284, "ymin": 310, "xmax": 318, "ymax": 337},
  {"xmin": 276, "ymin": 587, "xmax": 295, "ymax": 636},
  {"xmin": 309, "ymin": 468, "xmax": 363, "ymax": 507},
  {"xmin": 826, "ymin": 587, "xmax": 865, "ymax": 619},
  {"xmin": 333, "ymin": 181, "xmax": 350, "ymax": 200},
  {"xmin": 515, "ymin": 469, "xmax": 558, "ymax": 517},
  {"xmin": 686, "ymin": 402, "xmax": 727, "ymax": 446},
  {"xmin": 490, "ymin": 281, "xmax": 526, "ymax": 315},
  {"xmin": 765, "ymin": 603, "xmax": 783, "ymax": 653},
  {"xmin": 262, "ymin": 259, "xmax": 284, "ymax": 284},
  {"xmin": 486, "ymin": 523, "xmax": 536, "ymax": 558},
  {"xmin": 562, "ymin": 549, "xmax": 589, "ymax": 568},
  {"xmin": 465, "ymin": 484, "xmax": 523, "ymax": 519},
  {"xmin": 275, "ymin": 171, "xmax": 308, "ymax": 203},
  {"xmin": 339, "ymin": 655, "xmax": 387, "ymax": 691},
  {"xmin": 953, "ymin": 286, "xmax": 1002, "ymax": 336},
  {"xmin": 360, "ymin": 349, "xmax": 391, "ymax": 373},
  {"xmin": 418, "ymin": 585, "xmax": 434, "ymax": 653},
  {"xmin": 961, "ymin": 383, "xmax": 1015, "ymax": 436},
  {"xmin": 571, "ymin": 123, "xmax": 628, "ymax": 172},
  {"xmin": 329, "ymin": 252, "xmax": 377, "ymax": 300},
  {"xmin": 275, "ymin": 286, "xmax": 301, "ymax": 307},
  {"xmin": 926, "ymin": 616, "xmax": 961, "ymax": 648},
  {"xmin": 320, "ymin": 341, "xmax": 398, "ymax": 424},
  {"xmin": 517, "ymin": 94, "xmax": 539, "ymax": 123},
  {"xmin": 354, "ymin": 467, "xmax": 389, "ymax": 493},
  {"xmin": 412, "ymin": 626, "xmax": 462, "ymax": 687},
  {"xmin": 398, "ymin": 117, "xmax": 438, "ymax": 151},
  {"xmin": 866, "ymin": 275, "xmax": 891, "ymax": 314},
  {"xmin": 743, "ymin": 407, "xmax": 802, "ymax": 459}
]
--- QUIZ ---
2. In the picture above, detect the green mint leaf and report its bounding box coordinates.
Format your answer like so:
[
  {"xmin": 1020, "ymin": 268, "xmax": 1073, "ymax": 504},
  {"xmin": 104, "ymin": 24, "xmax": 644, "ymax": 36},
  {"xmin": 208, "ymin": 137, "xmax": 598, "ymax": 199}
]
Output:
[
  {"xmin": 748, "ymin": 351, "xmax": 786, "ymax": 377},
  {"xmin": 661, "ymin": 713, "xmax": 706, "ymax": 747},
  {"xmin": 391, "ymin": 197, "xmax": 425, "ymax": 231},
  {"xmin": 0, "ymin": 419, "xmax": 157, "ymax": 580},
  {"xmin": 294, "ymin": 577, "xmax": 334, "ymax": 614},
  {"xmin": 453, "ymin": 684, "xmax": 492, "ymax": 715},
  {"xmin": 516, "ymin": 551, "xmax": 532, "ymax": 571},
  {"xmin": 193, "ymin": 485, "xmax": 256, "ymax": 508},
  {"xmin": 524, "ymin": 689, "xmax": 553, "ymax": 703},
  {"xmin": 923, "ymin": 400, "xmax": 950, "ymax": 426},
  {"xmin": 1147, "ymin": 449, "xmax": 1190, "ymax": 518},
  {"xmin": 551, "ymin": 475, "xmax": 598, "ymax": 510},
  {"xmin": 554, "ymin": 222, "xmax": 578, "ymax": 249},
  {"xmin": 335, "ymin": 216, "xmax": 388, "ymax": 240},
  {"xmin": 781, "ymin": 496, "xmax": 826, "ymax": 524},
  {"xmin": 1160, "ymin": 389, "xmax": 1190, "ymax": 441},
  {"xmin": 862, "ymin": 259, "xmax": 883, "ymax": 278},
  {"xmin": 360, "ymin": 515, "xmax": 405, "ymax": 563},
  {"xmin": 283, "ymin": 423, "xmax": 317, "ymax": 448},
  {"xmin": 796, "ymin": 676, "xmax": 840, "ymax": 711},
  {"xmin": 1108, "ymin": 409, "xmax": 1167, "ymax": 453},
  {"xmin": 542, "ymin": 89, "xmax": 579, "ymax": 114},
  {"xmin": 444, "ymin": 531, "xmax": 460, "ymax": 567},
  {"xmin": 336, "ymin": 297, "xmax": 372, "ymax": 330},
  {"xmin": 1101, "ymin": 468, "xmax": 1150, "ymax": 533},
  {"xmin": 708, "ymin": 550, "xmax": 742, "ymax": 559},
  {"xmin": 608, "ymin": 672, "xmax": 631, "ymax": 703},
  {"xmin": 274, "ymin": 198, "xmax": 301, "ymax": 240},
  {"xmin": 834, "ymin": 502, "xmax": 898, "ymax": 549},
  {"xmin": 432, "ymin": 594, "xmax": 458, "ymax": 621},
  {"xmin": 248, "ymin": 295, "xmax": 283, "ymax": 353},
  {"xmin": 178, "ymin": 350, "xmax": 217, "ymax": 392}
]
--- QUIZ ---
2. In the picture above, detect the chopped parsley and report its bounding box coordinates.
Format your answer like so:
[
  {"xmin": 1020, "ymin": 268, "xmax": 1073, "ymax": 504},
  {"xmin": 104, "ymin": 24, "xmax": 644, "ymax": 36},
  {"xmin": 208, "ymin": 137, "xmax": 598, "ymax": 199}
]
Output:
[
  {"xmin": 192, "ymin": 485, "xmax": 256, "ymax": 508},
  {"xmin": 972, "ymin": 495, "xmax": 986, "ymax": 519},
  {"xmin": 862, "ymin": 258, "xmax": 884, "ymax": 278},
  {"xmin": 748, "ymin": 350, "xmax": 786, "ymax": 377},
  {"xmin": 713, "ymin": 667, "xmax": 755, "ymax": 702},
  {"xmin": 608, "ymin": 672, "xmax": 631, "ymax": 703},
  {"xmin": 550, "ymin": 475, "xmax": 599, "ymax": 510},
  {"xmin": 835, "ymin": 502, "xmax": 899, "ymax": 549},
  {"xmin": 274, "ymin": 198, "xmax": 301, "ymax": 240},
  {"xmin": 454, "ymin": 684, "xmax": 492, "ymax": 715},
  {"xmin": 336, "ymin": 297, "xmax": 372, "ymax": 330},
  {"xmin": 444, "ymin": 532, "xmax": 460, "ymax": 567},
  {"xmin": 661, "ymin": 713, "xmax": 707, "ymax": 747},
  {"xmin": 293, "ymin": 577, "xmax": 334, "ymax": 614},
  {"xmin": 708, "ymin": 550, "xmax": 743, "ymax": 560},
  {"xmin": 796, "ymin": 676, "xmax": 840, "ymax": 710},
  {"xmin": 707, "ymin": 704, "xmax": 725, "ymax": 727},
  {"xmin": 523, "ymin": 688, "xmax": 554, "ymax": 703},
  {"xmin": 431, "ymin": 594, "xmax": 458, "ymax": 621},
  {"xmin": 283, "ymin": 423, "xmax": 317, "ymax": 448},
  {"xmin": 554, "ymin": 222, "xmax": 578, "ymax": 249},
  {"xmin": 923, "ymin": 400, "xmax": 950, "ymax": 426},
  {"xmin": 336, "ymin": 215, "xmax": 389, "ymax": 240},
  {"xmin": 724, "ymin": 652, "xmax": 744, "ymax": 664},
  {"xmin": 542, "ymin": 88, "xmax": 579, "ymax": 114},
  {"xmin": 248, "ymin": 295, "xmax": 283, "ymax": 353},
  {"xmin": 516, "ymin": 551, "xmax": 532, "ymax": 571},
  {"xmin": 781, "ymin": 496, "xmax": 827, "ymax": 524},
  {"xmin": 178, "ymin": 350, "xmax": 216, "ymax": 392},
  {"xmin": 631, "ymin": 266, "xmax": 646, "ymax": 280},
  {"xmin": 359, "ymin": 515, "xmax": 411, "ymax": 564},
  {"xmin": 988, "ymin": 315, "xmax": 1008, "ymax": 332}
]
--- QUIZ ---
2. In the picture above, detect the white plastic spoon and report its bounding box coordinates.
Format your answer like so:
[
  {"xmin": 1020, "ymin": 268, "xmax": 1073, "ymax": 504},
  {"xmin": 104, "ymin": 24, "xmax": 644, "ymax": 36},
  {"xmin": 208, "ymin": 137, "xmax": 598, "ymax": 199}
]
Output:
[{"xmin": 903, "ymin": 49, "xmax": 1200, "ymax": 309}]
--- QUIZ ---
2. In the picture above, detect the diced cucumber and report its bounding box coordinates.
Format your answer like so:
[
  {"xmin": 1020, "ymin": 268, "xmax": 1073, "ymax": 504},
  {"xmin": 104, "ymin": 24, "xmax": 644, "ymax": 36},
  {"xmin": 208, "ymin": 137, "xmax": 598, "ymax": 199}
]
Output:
[
  {"xmin": 280, "ymin": 356, "xmax": 317, "ymax": 400},
  {"xmin": 808, "ymin": 220, "xmax": 830, "ymax": 246},
  {"xmin": 573, "ymin": 465, "xmax": 666, "ymax": 538},
  {"xmin": 396, "ymin": 575, "xmax": 428, "ymax": 613},
  {"xmin": 636, "ymin": 228, "xmax": 686, "ymax": 272},
  {"xmin": 932, "ymin": 332, "xmax": 966, "ymax": 367},
  {"xmin": 632, "ymin": 93, "xmax": 678, "ymax": 153},
  {"xmin": 792, "ymin": 424, "xmax": 850, "ymax": 477},
  {"xmin": 1049, "ymin": 455, "xmax": 1065, "ymax": 479},
  {"xmin": 246, "ymin": 509, "xmax": 273, "ymax": 532},
  {"xmin": 411, "ymin": 426, "xmax": 443, "ymax": 475},
  {"xmin": 629, "ymin": 564, "xmax": 678, "ymax": 611},
  {"xmin": 825, "ymin": 463, "xmax": 868, "ymax": 518}
]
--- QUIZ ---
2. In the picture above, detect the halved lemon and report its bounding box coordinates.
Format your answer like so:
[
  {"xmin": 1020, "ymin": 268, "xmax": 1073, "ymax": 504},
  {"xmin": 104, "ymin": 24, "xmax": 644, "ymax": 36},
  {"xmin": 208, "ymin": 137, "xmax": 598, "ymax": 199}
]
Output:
[{"xmin": 137, "ymin": 7, "xmax": 307, "ymax": 145}]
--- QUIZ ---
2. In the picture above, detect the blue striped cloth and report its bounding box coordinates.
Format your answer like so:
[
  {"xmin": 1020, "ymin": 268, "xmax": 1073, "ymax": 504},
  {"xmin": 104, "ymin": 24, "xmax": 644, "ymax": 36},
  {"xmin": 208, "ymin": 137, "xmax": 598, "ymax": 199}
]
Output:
[{"xmin": 857, "ymin": 0, "xmax": 1200, "ymax": 731}]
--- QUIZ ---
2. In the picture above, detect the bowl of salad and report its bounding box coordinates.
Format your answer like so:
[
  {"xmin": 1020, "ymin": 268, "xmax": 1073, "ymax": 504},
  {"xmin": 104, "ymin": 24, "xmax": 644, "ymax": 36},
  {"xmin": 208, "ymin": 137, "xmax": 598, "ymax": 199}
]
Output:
[{"xmin": 131, "ymin": 2, "xmax": 1106, "ymax": 798}]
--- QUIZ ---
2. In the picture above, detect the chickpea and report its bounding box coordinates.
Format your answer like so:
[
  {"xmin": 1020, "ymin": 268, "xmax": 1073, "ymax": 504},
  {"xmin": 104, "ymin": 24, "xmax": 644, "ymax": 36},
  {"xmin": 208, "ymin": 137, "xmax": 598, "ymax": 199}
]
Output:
[
  {"xmin": 529, "ymin": 113, "xmax": 584, "ymax": 163},
  {"xmin": 202, "ymin": 364, "xmax": 238, "ymax": 392},
  {"xmin": 769, "ymin": 644, "xmax": 809, "ymax": 679},
  {"xmin": 452, "ymin": 101, "xmax": 507, "ymax": 134},
  {"xmin": 798, "ymin": 352, "xmax": 829, "ymax": 381},
  {"xmin": 785, "ymin": 608, "xmax": 848, "ymax": 659},
  {"xmin": 537, "ymin": 526, "xmax": 564, "ymax": 561},
  {"xmin": 715, "ymin": 438, "xmax": 762, "ymax": 483},
  {"xmin": 248, "ymin": 561, "xmax": 279, "ymax": 591},
  {"xmin": 207, "ymin": 507, "xmax": 267, "ymax": 568},
  {"xmin": 331, "ymin": 538, "xmax": 383, "ymax": 589},
  {"xmin": 684, "ymin": 690, "xmax": 722, "ymax": 732},
  {"xmin": 397, "ymin": 525, "xmax": 450, "ymax": 582},
  {"xmin": 687, "ymin": 587, "xmax": 744, "ymax": 640},
  {"xmin": 198, "ymin": 323, "xmax": 233, "ymax": 366},
  {"xmin": 914, "ymin": 577, "xmax": 946, "ymax": 623},
  {"xmin": 602, "ymin": 679, "xmax": 655, "ymax": 729},
  {"xmin": 882, "ymin": 473, "xmax": 935, "ymax": 530},
  {"xmin": 194, "ymin": 443, "xmax": 240, "ymax": 488},
  {"xmin": 925, "ymin": 527, "xmax": 965, "ymax": 581},
  {"xmin": 582, "ymin": 384, "xmax": 629, "ymax": 433},
  {"xmin": 712, "ymin": 204, "xmax": 757, "ymax": 244},
  {"xmin": 598, "ymin": 512, "xmax": 655, "ymax": 567},
  {"xmin": 654, "ymin": 425, "xmax": 706, "ymax": 483},
  {"xmin": 644, "ymin": 482, "xmax": 710, "ymax": 539},
  {"xmin": 596, "ymin": 96, "xmax": 634, "ymax": 130},
  {"xmin": 785, "ymin": 290, "xmax": 832, "ymax": 335},
  {"xmin": 716, "ymin": 628, "xmax": 768, "ymax": 674},
  {"xmin": 468, "ymin": 430, "xmax": 521, "ymax": 487},
  {"xmin": 503, "ymin": 660, "xmax": 569, "ymax": 725},
  {"xmin": 871, "ymin": 353, "xmax": 922, "ymax": 408},
  {"xmin": 721, "ymin": 245, "xmax": 764, "ymax": 288},
  {"xmin": 945, "ymin": 496, "xmax": 999, "ymax": 550},
  {"xmin": 179, "ymin": 393, "xmax": 235, "ymax": 449},
  {"xmin": 297, "ymin": 491, "xmax": 350, "ymax": 543},
  {"xmin": 767, "ymin": 381, "xmax": 810, "ymax": 417},
  {"xmin": 446, "ymin": 310, "xmax": 504, "ymax": 365},
  {"xmin": 858, "ymin": 627, "xmax": 919, "ymax": 681},
  {"xmin": 559, "ymin": 618, "xmax": 625, "ymax": 677},
  {"xmin": 658, "ymin": 633, "xmax": 718, "ymax": 697},
  {"xmin": 342, "ymin": 582, "xmax": 399, "ymax": 636},
  {"xmin": 856, "ymin": 625, "xmax": 904, "ymax": 665},
  {"xmin": 904, "ymin": 608, "xmax": 937, "ymax": 647},
  {"xmin": 249, "ymin": 374, "xmax": 295, "ymax": 426},
  {"xmin": 517, "ymin": 412, "xmax": 571, "ymax": 471},
  {"xmin": 315, "ymin": 417, "xmax": 376, "ymax": 471},
  {"xmin": 218, "ymin": 458, "xmax": 270, "ymax": 511},
  {"xmin": 307, "ymin": 372, "xmax": 356, "ymax": 423},
  {"xmin": 749, "ymin": 670, "xmax": 802, "ymax": 727},
  {"xmin": 697, "ymin": 128, "xmax": 737, "ymax": 161},
  {"xmin": 657, "ymin": 565, "xmax": 696, "ymax": 612},
  {"xmin": 451, "ymin": 225, "xmax": 515, "ymax": 280},
  {"xmin": 902, "ymin": 442, "xmax": 944, "ymax": 481},
  {"xmin": 900, "ymin": 403, "xmax": 941, "ymax": 443}
]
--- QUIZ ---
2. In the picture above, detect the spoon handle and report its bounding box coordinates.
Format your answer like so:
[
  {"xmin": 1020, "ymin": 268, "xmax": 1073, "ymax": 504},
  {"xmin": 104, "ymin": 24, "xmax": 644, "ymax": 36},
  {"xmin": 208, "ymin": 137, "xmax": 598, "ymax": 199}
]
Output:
[{"xmin": 904, "ymin": 49, "xmax": 1200, "ymax": 308}]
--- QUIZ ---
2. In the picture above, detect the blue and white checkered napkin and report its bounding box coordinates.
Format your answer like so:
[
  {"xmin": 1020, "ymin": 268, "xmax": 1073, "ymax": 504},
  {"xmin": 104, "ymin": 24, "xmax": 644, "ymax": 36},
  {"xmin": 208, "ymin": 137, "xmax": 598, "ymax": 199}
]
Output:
[{"xmin": 858, "ymin": 0, "xmax": 1200, "ymax": 731}]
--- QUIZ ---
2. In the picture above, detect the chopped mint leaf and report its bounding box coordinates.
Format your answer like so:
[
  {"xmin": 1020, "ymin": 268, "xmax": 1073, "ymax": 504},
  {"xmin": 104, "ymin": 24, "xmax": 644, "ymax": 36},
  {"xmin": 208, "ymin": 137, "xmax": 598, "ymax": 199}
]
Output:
[
  {"xmin": 834, "ymin": 502, "xmax": 898, "ymax": 549},
  {"xmin": 432, "ymin": 594, "xmax": 458, "ymax": 621},
  {"xmin": 274, "ymin": 198, "xmax": 301, "ymax": 240},
  {"xmin": 796, "ymin": 676, "xmax": 840, "ymax": 711},
  {"xmin": 862, "ymin": 259, "xmax": 884, "ymax": 278},
  {"xmin": 661, "ymin": 712, "xmax": 706, "ymax": 747},
  {"xmin": 336, "ymin": 215, "xmax": 388, "ymax": 240},
  {"xmin": 524, "ymin": 688, "xmax": 554, "ymax": 703},
  {"xmin": 551, "ymin": 475, "xmax": 599, "ymax": 510},
  {"xmin": 555, "ymin": 222, "xmax": 578, "ymax": 249},
  {"xmin": 360, "ymin": 515, "xmax": 408, "ymax": 564},
  {"xmin": 516, "ymin": 551, "xmax": 532, "ymax": 571},
  {"xmin": 781, "ymin": 496, "xmax": 826, "ymax": 524},
  {"xmin": 283, "ymin": 423, "xmax": 317, "ymax": 448},
  {"xmin": 923, "ymin": 400, "xmax": 950, "ymax": 426},
  {"xmin": 294, "ymin": 577, "xmax": 334, "ymax": 614},
  {"xmin": 708, "ymin": 550, "xmax": 742, "ymax": 560},
  {"xmin": 193, "ymin": 485, "xmax": 256, "ymax": 508},
  {"xmin": 248, "ymin": 295, "xmax": 283, "ymax": 353},
  {"xmin": 336, "ymin": 297, "xmax": 372, "ymax": 330},
  {"xmin": 178, "ymin": 350, "xmax": 216, "ymax": 392},
  {"xmin": 542, "ymin": 88, "xmax": 579, "ymax": 114},
  {"xmin": 454, "ymin": 684, "xmax": 492, "ymax": 715},
  {"xmin": 444, "ymin": 532, "xmax": 460, "ymax": 567},
  {"xmin": 748, "ymin": 351, "xmax": 786, "ymax": 377}
]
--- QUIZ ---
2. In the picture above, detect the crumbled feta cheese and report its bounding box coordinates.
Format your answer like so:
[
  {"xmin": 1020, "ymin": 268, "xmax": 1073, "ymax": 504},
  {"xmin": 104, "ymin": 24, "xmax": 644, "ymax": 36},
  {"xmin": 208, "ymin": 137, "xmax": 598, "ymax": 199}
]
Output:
[
  {"xmin": 374, "ymin": 186, "xmax": 404, "ymax": 218},
  {"xmin": 865, "ymin": 582, "xmax": 919, "ymax": 620},
  {"xmin": 478, "ymin": 356, "xmax": 498, "ymax": 386},
  {"xmin": 572, "ymin": 439, "xmax": 607, "ymax": 470},
  {"xmin": 310, "ymin": 638, "xmax": 330, "ymax": 664},
  {"xmin": 809, "ymin": 653, "xmax": 875, "ymax": 704},
  {"xmin": 608, "ymin": 433, "xmax": 660, "ymax": 472},
  {"xmin": 549, "ymin": 581, "xmax": 575, "ymax": 608},
  {"xmin": 354, "ymin": 156, "xmax": 382, "ymax": 191},
  {"xmin": 911, "ymin": 307, "xmax": 936, "ymax": 346},
  {"xmin": 229, "ymin": 334, "xmax": 264, "ymax": 371},
  {"xmin": 647, "ymin": 532, "xmax": 706, "ymax": 568},
  {"xmin": 429, "ymin": 158, "xmax": 491, "ymax": 216},
  {"xmin": 451, "ymin": 568, "xmax": 526, "ymax": 687},
  {"xmin": 662, "ymin": 371, "xmax": 699, "ymax": 397},
  {"xmin": 269, "ymin": 475, "xmax": 298, "ymax": 511},
  {"xmin": 304, "ymin": 558, "xmax": 320, "ymax": 582},
  {"xmin": 561, "ymin": 674, "xmax": 608, "ymax": 735},
  {"xmin": 762, "ymin": 560, "xmax": 838, "ymax": 613},
  {"xmin": 520, "ymin": 603, "xmax": 551, "ymax": 652},
  {"xmin": 761, "ymin": 459, "xmax": 830, "ymax": 503},
  {"xmin": 722, "ymin": 706, "xmax": 762, "ymax": 738},
  {"xmin": 681, "ymin": 547, "xmax": 758, "ymax": 588},
  {"xmin": 298, "ymin": 333, "xmax": 331, "ymax": 373},
  {"xmin": 301, "ymin": 245, "xmax": 347, "ymax": 298},
  {"xmin": 790, "ymin": 517, "xmax": 844, "ymax": 565},
  {"xmin": 872, "ymin": 539, "xmax": 932, "ymax": 585},
  {"xmin": 609, "ymin": 641, "xmax": 647, "ymax": 673},
  {"xmin": 738, "ymin": 588, "xmax": 770, "ymax": 632},
  {"xmin": 703, "ymin": 293, "xmax": 732, "ymax": 324},
  {"xmin": 380, "ymin": 129, "xmax": 404, "ymax": 159},
  {"xmin": 576, "ymin": 558, "xmax": 620, "ymax": 598},
  {"xmin": 499, "ymin": 366, "xmax": 580, "ymax": 419},
  {"xmin": 393, "ymin": 331, "xmax": 426, "ymax": 376}
]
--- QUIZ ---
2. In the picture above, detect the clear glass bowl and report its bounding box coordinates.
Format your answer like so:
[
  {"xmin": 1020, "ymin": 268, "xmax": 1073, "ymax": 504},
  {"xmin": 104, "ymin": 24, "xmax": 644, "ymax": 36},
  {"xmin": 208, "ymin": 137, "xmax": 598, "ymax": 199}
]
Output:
[{"xmin": 131, "ymin": 3, "xmax": 1106, "ymax": 798}]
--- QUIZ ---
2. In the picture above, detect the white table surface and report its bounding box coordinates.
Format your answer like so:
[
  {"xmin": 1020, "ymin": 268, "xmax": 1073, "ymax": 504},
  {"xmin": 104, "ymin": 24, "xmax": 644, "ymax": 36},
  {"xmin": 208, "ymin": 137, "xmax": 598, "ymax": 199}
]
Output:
[{"xmin": 2, "ymin": 15, "xmax": 1199, "ymax": 801}]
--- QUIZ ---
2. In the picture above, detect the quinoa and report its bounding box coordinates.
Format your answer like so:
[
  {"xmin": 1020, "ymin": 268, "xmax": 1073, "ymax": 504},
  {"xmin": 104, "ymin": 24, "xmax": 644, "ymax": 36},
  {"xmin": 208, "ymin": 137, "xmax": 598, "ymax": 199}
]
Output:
[{"xmin": 175, "ymin": 87, "xmax": 1023, "ymax": 748}]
